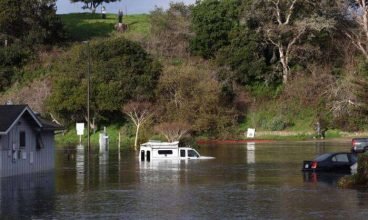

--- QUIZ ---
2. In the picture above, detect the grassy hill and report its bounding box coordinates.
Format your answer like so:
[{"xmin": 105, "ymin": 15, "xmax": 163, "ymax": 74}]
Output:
[
  {"xmin": 60, "ymin": 13, "xmax": 150, "ymax": 41},
  {"xmin": 0, "ymin": 13, "xmax": 151, "ymax": 115}
]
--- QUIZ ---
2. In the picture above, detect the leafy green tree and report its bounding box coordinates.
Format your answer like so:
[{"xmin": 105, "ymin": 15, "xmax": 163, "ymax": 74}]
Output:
[
  {"xmin": 0, "ymin": 0, "xmax": 64, "ymax": 45},
  {"xmin": 47, "ymin": 37, "xmax": 161, "ymax": 127},
  {"xmin": 349, "ymin": 61, "xmax": 368, "ymax": 130},
  {"xmin": 0, "ymin": 44, "xmax": 29, "ymax": 91},
  {"xmin": 216, "ymin": 26, "xmax": 271, "ymax": 86},
  {"xmin": 190, "ymin": 0, "xmax": 241, "ymax": 58},
  {"xmin": 70, "ymin": 0, "xmax": 121, "ymax": 13},
  {"xmin": 155, "ymin": 61, "xmax": 236, "ymax": 137}
]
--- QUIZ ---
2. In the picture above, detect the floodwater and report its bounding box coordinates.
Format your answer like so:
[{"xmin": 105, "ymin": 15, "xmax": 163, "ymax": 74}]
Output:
[{"xmin": 1, "ymin": 141, "xmax": 368, "ymax": 219}]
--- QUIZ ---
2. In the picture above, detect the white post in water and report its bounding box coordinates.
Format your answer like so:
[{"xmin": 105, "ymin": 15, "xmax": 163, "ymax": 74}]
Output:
[{"xmin": 99, "ymin": 126, "xmax": 109, "ymax": 153}]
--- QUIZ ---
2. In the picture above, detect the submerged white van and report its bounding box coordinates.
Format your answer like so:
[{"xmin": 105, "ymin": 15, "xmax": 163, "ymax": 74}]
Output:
[{"xmin": 139, "ymin": 140, "xmax": 214, "ymax": 161}]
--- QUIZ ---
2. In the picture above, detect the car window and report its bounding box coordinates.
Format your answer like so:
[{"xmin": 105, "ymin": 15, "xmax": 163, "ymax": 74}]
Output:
[
  {"xmin": 315, "ymin": 153, "xmax": 331, "ymax": 162},
  {"xmin": 350, "ymin": 154, "xmax": 357, "ymax": 163},
  {"xmin": 331, "ymin": 154, "xmax": 349, "ymax": 162}
]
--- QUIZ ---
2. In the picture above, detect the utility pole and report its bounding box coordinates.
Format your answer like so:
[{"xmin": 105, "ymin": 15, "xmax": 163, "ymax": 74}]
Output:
[{"xmin": 84, "ymin": 41, "xmax": 91, "ymax": 154}]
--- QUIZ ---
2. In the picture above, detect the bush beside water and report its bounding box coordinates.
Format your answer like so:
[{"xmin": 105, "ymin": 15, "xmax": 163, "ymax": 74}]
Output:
[{"xmin": 338, "ymin": 153, "xmax": 368, "ymax": 188}]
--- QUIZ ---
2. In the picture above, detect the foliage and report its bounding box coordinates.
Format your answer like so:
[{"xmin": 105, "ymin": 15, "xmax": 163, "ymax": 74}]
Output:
[
  {"xmin": 155, "ymin": 61, "xmax": 236, "ymax": 137},
  {"xmin": 47, "ymin": 37, "xmax": 161, "ymax": 127},
  {"xmin": 348, "ymin": 61, "xmax": 368, "ymax": 130},
  {"xmin": 282, "ymin": 74, "xmax": 333, "ymax": 109},
  {"xmin": 248, "ymin": 0, "xmax": 337, "ymax": 83},
  {"xmin": 0, "ymin": 0, "xmax": 65, "ymax": 46},
  {"xmin": 148, "ymin": 3, "xmax": 192, "ymax": 58},
  {"xmin": 338, "ymin": 153, "xmax": 368, "ymax": 188},
  {"xmin": 0, "ymin": 0, "xmax": 64, "ymax": 93},
  {"xmin": 190, "ymin": 0, "xmax": 241, "ymax": 58},
  {"xmin": 154, "ymin": 122, "xmax": 191, "ymax": 142},
  {"xmin": 0, "ymin": 44, "xmax": 30, "ymax": 91},
  {"xmin": 216, "ymin": 26, "xmax": 272, "ymax": 86}
]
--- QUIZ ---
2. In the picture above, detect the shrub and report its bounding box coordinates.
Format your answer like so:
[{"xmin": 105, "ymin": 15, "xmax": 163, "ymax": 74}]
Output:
[{"xmin": 47, "ymin": 37, "xmax": 161, "ymax": 127}]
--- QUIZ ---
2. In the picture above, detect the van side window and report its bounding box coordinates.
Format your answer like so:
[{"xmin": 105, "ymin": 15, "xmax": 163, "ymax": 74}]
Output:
[
  {"xmin": 158, "ymin": 150, "xmax": 173, "ymax": 155},
  {"xmin": 180, "ymin": 149, "xmax": 186, "ymax": 157}
]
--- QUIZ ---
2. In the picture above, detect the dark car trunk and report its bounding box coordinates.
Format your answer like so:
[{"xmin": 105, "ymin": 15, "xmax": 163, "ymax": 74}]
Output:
[{"xmin": 302, "ymin": 160, "xmax": 315, "ymax": 171}]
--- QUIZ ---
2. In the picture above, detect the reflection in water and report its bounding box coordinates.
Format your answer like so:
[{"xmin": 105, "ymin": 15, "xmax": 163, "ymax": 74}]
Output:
[
  {"xmin": 99, "ymin": 151, "xmax": 109, "ymax": 186},
  {"xmin": 0, "ymin": 171, "xmax": 55, "ymax": 219},
  {"xmin": 246, "ymin": 142, "xmax": 256, "ymax": 189},
  {"xmin": 303, "ymin": 172, "xmax": 346, "ymax": 186},
  {"xmin": 315, "ymin": 141, "xmax": 326, "ymax": 154},
  {"xmin": 139, "ymin": 159, "xmax": 189, "ymax": 185},
  {"xmin": 139, "ymin": 159, "xmax": 188, "ymax": 171},
  {"xmin": 247, "ymin": 142, "xmax": 256, "ymax": 164},
  {"xmin": 76, "ymin": 144, "xmax": 85, "ymax": 192}
]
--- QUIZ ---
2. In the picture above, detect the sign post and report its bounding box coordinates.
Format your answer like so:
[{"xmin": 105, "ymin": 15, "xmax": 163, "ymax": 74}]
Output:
[
  {"xmin": 76, "ymin": 123, "xmax": 85, "ymax": 144},
  {"xmin": 246, "ymin": 128, "xmax": 255, "ymax": 138}
]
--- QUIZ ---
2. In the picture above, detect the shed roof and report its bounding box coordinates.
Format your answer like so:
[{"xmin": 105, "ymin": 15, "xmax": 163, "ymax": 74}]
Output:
[{"xmin": 0, "ymin": 104, "xmax": 63, "ymax": 134}]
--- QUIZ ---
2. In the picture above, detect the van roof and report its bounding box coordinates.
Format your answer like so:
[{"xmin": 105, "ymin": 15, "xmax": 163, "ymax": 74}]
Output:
[{"xmin": 140, "ymin": 141, "xmax": 179, "ymax": 149}]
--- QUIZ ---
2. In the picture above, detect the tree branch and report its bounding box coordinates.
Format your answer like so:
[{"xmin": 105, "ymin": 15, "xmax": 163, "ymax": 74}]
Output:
[{"xmin": 285, "ymin": 0, "xmax": 297, "ymax": 25}]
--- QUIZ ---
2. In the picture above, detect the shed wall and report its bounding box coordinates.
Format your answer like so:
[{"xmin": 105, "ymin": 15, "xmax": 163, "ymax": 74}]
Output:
[{"xmin": 0, "ymin": 117, "xmax": 55, "ymax": 177}]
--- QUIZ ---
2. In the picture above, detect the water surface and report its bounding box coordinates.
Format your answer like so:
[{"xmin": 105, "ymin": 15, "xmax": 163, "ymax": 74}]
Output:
[{"xmin": 1, "ymin": 141, "xmax": 368, "ymax": 219}]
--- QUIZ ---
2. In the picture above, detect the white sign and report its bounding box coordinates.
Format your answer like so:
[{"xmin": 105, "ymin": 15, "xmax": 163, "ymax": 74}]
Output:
[
  {"xmin": 76, "ymin": 123, "xmax": 85, "ymax": 136},
  {"xmin": 246, "ymin": 128, "xmax": 255, "ymax": 138}
]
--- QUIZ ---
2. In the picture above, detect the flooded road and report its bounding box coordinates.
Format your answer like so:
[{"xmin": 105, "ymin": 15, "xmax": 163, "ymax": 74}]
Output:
[{"xmin": 1, "ymin": 141, "xmax": 368, "ymax": 219}]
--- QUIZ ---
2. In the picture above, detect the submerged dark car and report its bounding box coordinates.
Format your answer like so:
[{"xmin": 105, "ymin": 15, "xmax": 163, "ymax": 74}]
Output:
[{"xmin": 302, "ymin": 152, "xmax": 357, "ymax": 173}]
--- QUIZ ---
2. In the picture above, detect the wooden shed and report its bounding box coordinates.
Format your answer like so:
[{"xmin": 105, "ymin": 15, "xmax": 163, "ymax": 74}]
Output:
[{"xmin": 0, "ymin": 105, "xmax": 62, "ymax": 177}]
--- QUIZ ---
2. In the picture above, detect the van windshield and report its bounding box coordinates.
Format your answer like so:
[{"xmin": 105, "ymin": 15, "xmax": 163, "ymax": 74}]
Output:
[{"xmin": 188, "ymin": 150, "xmax": 199, "ymax": 158}]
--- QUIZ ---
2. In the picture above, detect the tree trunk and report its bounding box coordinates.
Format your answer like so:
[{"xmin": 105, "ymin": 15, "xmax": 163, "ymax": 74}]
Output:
[
  {"xmin": 134, "ymin": 124, "xmax": 140, "ymax": 151},
  {"xmin": 279, "ymin": 47, "xmax": 289, "ymax": 84}
]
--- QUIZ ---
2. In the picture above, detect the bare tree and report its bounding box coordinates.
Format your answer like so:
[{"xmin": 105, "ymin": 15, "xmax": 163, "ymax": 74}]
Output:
[
  {"xmin": 343, "ymin": 0, "xmax": 368, "ymax": 60},
  {"xmin": 254, "ymin": 0, "xmax": 335, "ymax": 83},
  {"xmin": 122, "ymin": 101, "xmax": 153, "ymax": 150},
  {"xmin": 147, "ymin": 3, "xmax": 192, "ymax": 58},
  {"xmin": 154, "ymin": 122, "xmax": 191, "ymax": 142}
]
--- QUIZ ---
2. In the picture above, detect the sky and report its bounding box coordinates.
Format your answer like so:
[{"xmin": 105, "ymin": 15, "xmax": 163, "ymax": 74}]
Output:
[{"xmin": 56, "ymin": 0, "xmax": 197, "ymax": 14}]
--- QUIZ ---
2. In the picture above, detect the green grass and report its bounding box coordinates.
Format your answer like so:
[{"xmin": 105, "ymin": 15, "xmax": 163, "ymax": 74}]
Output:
[{"xmin": 60, "ymin": 13, "xmax": 150, "ymax": 41}]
